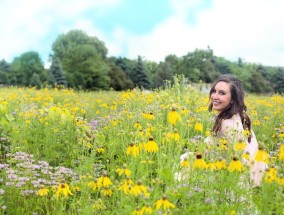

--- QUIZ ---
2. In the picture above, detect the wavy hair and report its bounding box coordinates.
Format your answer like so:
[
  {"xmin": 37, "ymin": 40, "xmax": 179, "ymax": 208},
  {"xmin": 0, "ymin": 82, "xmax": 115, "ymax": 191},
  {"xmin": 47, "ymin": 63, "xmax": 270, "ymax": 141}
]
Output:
[{"xmin": 208, "ymin": 75, "xmax": 252, "ymax": 142}]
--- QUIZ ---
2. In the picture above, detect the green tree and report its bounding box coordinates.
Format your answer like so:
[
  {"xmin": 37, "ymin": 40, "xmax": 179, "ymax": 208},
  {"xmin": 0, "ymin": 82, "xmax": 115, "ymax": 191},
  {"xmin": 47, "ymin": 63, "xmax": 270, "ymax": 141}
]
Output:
[
  {"xmin": 30, "ymin": 73, "xmax": 42, "ymax": 89},
  {"xmin": 0, "ymin": 59, "xmax": 10, "ymax": 85},
  {"xmin": 48, "ymin": 58, "xmax": 67, "ymax": 87},
  {"xmin": 131, "ymin": 56, "xmax": 151, "ymax": 89},
  {"xmin": 108, "ymin": 63, "xmax": 134, "ymax": 90},
  {"xmin": 152, "ymin": 62, "xmax": 174, "ymax": 88},
  {"xmin": 10, "ymin": 51, "xmax": 45, "ymax": 86},
  {"xmin": 51, "ymin": 30, "xmax": 110, "ymax": 90},
  {"xmin": 272, "ymin": 68, "xmax": 284, "ymax": 93}
]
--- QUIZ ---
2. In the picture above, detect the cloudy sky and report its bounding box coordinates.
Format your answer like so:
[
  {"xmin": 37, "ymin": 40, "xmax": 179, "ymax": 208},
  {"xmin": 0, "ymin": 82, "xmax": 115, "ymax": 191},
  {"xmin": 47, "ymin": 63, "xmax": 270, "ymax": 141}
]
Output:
[{"xmin": 1, "ymin": 0, "xmax": 284, "ymax": 67}]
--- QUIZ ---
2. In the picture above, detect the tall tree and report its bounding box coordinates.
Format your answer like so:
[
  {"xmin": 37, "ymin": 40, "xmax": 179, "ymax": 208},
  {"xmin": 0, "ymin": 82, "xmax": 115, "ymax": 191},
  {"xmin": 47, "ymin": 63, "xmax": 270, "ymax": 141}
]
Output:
[
  {"xmin": 131, "ymin": 56, "xmax": 151, "ymax": 89},
  {"xmin": 48, "ymin": 58, "xmax": 67, "ymax": 87},
  {"xmin": 30, "ymin": 73, "xmax": 42, "ymax": 89},
  {"xmin": 51, "ymin": 30, "xmax": 110, "ymax": 90},
  {"xmin": 10, "ymin": 51, "xmax": 45, "ymax": 86},
  {"xmin": 0, "ymin": 59, "xmax": 10, "ymax": 85},
  {"xmin": 152, "ymin": 62, "xmax": 174, "ymax": 88},
  {"xmin": 272, "ymin": 68, "xmax": 284, "ymax": 93}
]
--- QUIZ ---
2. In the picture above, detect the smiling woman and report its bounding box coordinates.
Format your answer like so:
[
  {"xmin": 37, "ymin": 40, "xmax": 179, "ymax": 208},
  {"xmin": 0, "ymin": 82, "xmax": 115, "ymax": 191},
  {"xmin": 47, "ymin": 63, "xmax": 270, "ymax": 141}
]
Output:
[{"xmin": 177, "ymin": 74, "xmax": 267, "ymax": 187}]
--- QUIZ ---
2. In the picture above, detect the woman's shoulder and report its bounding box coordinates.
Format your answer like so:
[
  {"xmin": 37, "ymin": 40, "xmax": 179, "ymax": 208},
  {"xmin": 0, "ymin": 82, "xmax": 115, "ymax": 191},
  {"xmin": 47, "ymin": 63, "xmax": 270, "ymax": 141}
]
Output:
[{"xmin": 221, "ymin": 114, "xmax": 243, "ymax": 129}]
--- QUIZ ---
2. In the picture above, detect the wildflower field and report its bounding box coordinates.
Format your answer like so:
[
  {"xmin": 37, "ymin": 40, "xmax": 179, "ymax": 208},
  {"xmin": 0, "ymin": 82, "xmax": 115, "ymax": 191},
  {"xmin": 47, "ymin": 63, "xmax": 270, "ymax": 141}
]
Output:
[{"xmin": 0, "ymin": 80, "xmax": 283, "ymax": 215}]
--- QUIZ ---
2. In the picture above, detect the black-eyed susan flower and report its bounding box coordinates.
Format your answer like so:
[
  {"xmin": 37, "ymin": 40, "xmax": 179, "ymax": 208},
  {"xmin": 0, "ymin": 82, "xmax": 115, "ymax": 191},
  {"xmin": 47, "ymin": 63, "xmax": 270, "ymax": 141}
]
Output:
[
  {"xmin": 116, "ymin": 164, "xmax": 131, "ymax": 176},
  {"xmin": 242, "ymin": 151, "xmax": 250, "ymax": 162},
  {"xmin": 264, "ymin": 165, "xmax": 278, "ymax": 183},
  {"xmin": 255, "ymin": 147, "xmax": 269, "ymax": 163},
  {"xmin": 227, "ymin": 156, "xmax": 244, "ymax": 172},
  {"xmin": 127, "ymin": 142, "xmax": 140, "ymax": 157},
  {"xmin": 102, "ymin": 188, "xmax": 113, "ymax": 197},
  {"xmin": 118, "ymin": 177, "xmax": 134, "ymax": 195},
  {"xmin": 144, "ymin": 136, "xmax": 158, "ymax": 153},
  {"xmin": 207, "ymin": 160, "xmax": 216, "ymax": 170},
  {"xmin": 167, "ymin": 107, "xmax": 182, "ymax": 125},
  {"xmin": 194, "ymin": 122, "xmax": 203, "ymax": 132},
  {"xmin": 134, "ymin": 121, "xmax": 142, "ymax": 130},
  {"xmin": 132, "ymin": 207, "xmax": 142, "ymax": 215},
  {"xmin": 38, "ymin": 188, "xmax": 49, "ymax": 196},
  {"xmin": 193, "ymin": 153, "xmax": 207, "ymax": 169},
  {"xmin": 234, "ymin": 140, "xmax": 247, "ymax": 151},
  {"xmin": 97, "ymin": 172, "xmax": 112, "ymax": 190},
  {"xmin": 55, "ymin": 182, "xmax": 73, "ymax": 197},
  {"xmin": 88, "ymin": 179, "xmax": 98, "ymax": 191},
  {"xmin": 180, "ymin": 158, "xmax": 190, "ymax": 168},
  {"xmin": 215, "ymin": 157, "xmax": 227, "ymax": 170},
  {"xmin": 155, "ymin": 195, "xmax": 175, "ymax": 210},
  {"xmin": 141, "ymin": 204, "xmax": 153, "ymax": 214},
  {"xmin": 130, "ymin": 180, "xmax": 150, "ymax": 197}
]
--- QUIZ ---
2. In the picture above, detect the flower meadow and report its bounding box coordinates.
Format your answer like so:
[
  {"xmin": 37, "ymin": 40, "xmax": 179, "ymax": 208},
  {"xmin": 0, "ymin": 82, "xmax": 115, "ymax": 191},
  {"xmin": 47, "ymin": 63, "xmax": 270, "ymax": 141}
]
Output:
[{"xmin": 0, "ymin": 80, "xmax": 283, "ymax": 215}]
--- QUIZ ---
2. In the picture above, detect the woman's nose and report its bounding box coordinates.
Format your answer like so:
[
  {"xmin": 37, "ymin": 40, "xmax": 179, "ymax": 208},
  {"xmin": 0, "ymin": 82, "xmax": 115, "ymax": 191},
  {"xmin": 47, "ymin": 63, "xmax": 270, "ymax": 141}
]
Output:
[{"xmin": 211, "ymin": 93, "xmax": 217, "ymax": 100}]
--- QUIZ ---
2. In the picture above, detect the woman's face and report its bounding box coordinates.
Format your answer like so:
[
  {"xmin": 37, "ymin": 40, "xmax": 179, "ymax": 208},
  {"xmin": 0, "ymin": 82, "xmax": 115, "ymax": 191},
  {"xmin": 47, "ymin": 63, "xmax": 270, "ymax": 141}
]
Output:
[{"xmin": 210, "ymin": 81, "xmax": 232, "ymax": 113}]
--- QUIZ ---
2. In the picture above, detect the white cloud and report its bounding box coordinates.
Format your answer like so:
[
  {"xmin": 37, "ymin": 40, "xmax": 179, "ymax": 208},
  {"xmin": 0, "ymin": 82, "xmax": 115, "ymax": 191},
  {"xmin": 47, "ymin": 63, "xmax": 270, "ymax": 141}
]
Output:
[
  {"xmin": 0, "ymin": 0, "xmax": 284, "ymax": 67},
  {"xmin": 111, "ymin": 0, "xmax": 284, "ymax": 66},
  {"xmin": 0, "ymin": 0, "xmax": 120, "ymax": 63}
]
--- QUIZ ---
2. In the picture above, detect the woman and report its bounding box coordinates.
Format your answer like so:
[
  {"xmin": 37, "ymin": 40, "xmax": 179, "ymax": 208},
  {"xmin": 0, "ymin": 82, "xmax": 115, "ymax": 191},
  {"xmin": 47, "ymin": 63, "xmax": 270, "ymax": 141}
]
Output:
[{"xmin": 177, "ymin": 75, "xmax": 265, "ymax": 187}]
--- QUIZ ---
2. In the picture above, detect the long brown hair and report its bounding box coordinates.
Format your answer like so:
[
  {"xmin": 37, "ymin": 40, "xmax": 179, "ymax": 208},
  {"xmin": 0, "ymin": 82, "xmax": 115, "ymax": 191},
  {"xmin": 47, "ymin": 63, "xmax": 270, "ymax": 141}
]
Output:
[{"xmin": 208, "ymin": 75, "xmax": 252, "ymax": 142}]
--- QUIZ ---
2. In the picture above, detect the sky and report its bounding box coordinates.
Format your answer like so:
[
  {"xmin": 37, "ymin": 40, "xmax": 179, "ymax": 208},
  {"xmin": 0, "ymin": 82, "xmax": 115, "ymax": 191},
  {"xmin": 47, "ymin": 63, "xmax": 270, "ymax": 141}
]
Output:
[{"xmin": 1, "ymin": 0, "xmax": 284, "ymax": 68}]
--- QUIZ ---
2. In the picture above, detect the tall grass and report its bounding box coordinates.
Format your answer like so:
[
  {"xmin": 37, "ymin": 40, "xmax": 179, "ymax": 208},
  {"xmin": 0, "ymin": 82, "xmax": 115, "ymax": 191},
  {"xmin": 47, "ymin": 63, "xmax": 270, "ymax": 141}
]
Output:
[{"xmin": 0, "ymin": 82, "xmax": 283, "ymax": 214}]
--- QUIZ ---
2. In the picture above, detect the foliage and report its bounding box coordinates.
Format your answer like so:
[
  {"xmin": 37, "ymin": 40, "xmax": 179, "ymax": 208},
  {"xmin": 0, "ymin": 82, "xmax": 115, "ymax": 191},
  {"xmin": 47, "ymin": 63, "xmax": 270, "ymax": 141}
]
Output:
[
  {"xmin": 51, "ymin": 30, "xmax": 110, "ymax": 90},
  {"xmin": 10, "ymin": 51, "xmax": 45, "ymax": 86},
  {"xmin": 131, "ymin": 56, "xmax": 151, "ymax": 89},
  {"xmin": 48, "ymin": 58, "xmax": 67, "ymax": 87}
]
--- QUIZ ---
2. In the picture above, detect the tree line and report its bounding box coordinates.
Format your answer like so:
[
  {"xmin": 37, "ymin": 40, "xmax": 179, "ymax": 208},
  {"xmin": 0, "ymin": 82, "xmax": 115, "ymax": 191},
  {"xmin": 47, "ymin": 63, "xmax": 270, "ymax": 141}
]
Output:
[{"xmin": 0, "ymin": 29, "xmax": 283, "ymax": 93}]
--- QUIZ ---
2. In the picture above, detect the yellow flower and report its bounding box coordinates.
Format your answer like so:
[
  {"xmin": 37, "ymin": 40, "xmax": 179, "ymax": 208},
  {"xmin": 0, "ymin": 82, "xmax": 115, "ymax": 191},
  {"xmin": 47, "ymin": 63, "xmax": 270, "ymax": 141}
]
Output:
[
  {"xmin": 116, "ymin": 164, "xmax": 131, "ymax": 176},
  {"xmin": 215, "ymin": 158, "xmax": 227, "ymax": 170},
  {"xmin": 180, "ymin": 158, "xmax": 190, "ymax": 168},
  {"xmin": 132, "ymin": 207, "xmax": 143, "ymax": 215},
  {"xmin": 102, "ymin": 189, "xmax": 113, "ymax": 197},
  {"xmin": 134, "ymin": 121, "xmax": 142, "ymax": 130},
  {"xmin": 193, "ymin": 153, "xmax": 207, "ymax": 169},
  {"xmin": 118, "ymin": 177, "xmax": 134, "ymax": 194},
  {"xmin": 279, "ymin": 144, "xmax": 284, "ymax": 160},
  {"xmin": 93, "ymin": 198, "xmax": 106, "ymax": 211},
  {"xmin": 97, "ymin": 172, "xmax": 112, "ymax": 190},
  {"xmin": 55, "ymin": 182, "xmax": 73, "ymax": 197},
  {"xmin": 144, "ymin": 136, "xmax": 159, "ymax": 153},
  {"xmin": 234, "ymin": 140, "xmax": 246, "ymax": 151},
  {"xmin": 88, "ymin": 179, "xmax": 98, "ymax": 191},
  {"xmin": 141, "ymin": 204, "xmax": 153, "ymax": 214},
  {"xmin": 167, "ymin": 108, "xmax": 182, "ymax": 125},
  {"xmin": 96, "ymin": 147, "xmax": 106, "ymax": 153},
  {"xmin": 38, "ymin": 188, "xmax": 49, "ymax": 196},
  {"xmin": 207, "ymin": 160, "xmax": 216, "ymax": 170},
  {"xmin": 194, "ymin": 122, "xmax": 203, "ymax": 132},
  {"xmin": 141, "ymin": 157, "xmax": 155, "ymax": 164},
  {"xmin": 130, "ymin": 181, "xmax": 149, "ymax": 197},
  {"xmin": 255, "ymin": 148, "xmax": 269, "ymax": 163},
  {"xmin": 264, "ymin": 165, "xmax": 278, "ymax": 183},
  {"xmin": 227, "ymin": 156, "xmax": 244, "ymax": 172},
  {"xmin": 242, "ymin": 152, "xmax": 250, "ymax": 162},
  {"xmin": 155, "ymin": 195, "xmax": 175, "ymax": 210},
  {"xmin": 127, "ymin": 142, "xmax": 140, "ymax": 157}
]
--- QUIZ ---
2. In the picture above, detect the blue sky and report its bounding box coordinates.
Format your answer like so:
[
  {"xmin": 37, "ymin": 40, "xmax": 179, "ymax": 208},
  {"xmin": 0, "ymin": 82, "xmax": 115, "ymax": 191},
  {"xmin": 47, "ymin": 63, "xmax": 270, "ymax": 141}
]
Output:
[{"xmin": 1, "ymin": 0, "xmax": 284, "ymax": 67}]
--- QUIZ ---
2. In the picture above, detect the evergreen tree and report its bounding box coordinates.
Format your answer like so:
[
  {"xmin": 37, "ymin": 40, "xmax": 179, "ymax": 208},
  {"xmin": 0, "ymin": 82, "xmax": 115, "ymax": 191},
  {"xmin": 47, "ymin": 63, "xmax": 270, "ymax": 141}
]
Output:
[
  {"xmin": 273, "ymin": 68, "xmax": 284, "ymax": 93},
  {"xmin": 131, "ymin": 56, "xmax": 151, "ymax": 89},
  {"xmin": 48, "ymin": 58, "xmax": 67, "ymax": 87},
  {"xmin": 30, "ymin": 73, "xmax": 42, "ymax": 89}
]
